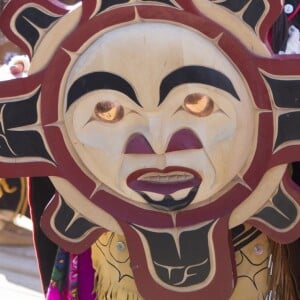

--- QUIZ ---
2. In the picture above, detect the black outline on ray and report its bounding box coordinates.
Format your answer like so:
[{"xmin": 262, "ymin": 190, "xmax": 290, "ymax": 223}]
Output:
[
  {"xmin": 262, "ymin": 75, "xmax": 300, "ymax": 109},
  {"xmin": 215, "ymin": 0, "xmax": 266, "ymax": 31},
  {"xmin": 98, "ymin": 0, "xmax": 177, "ymax": 13},
  {"xmin": 0, "ymin": 89, "xmax": 52, "ymax": 161},
  {"xmin": 252, "ymin": 186, "xmax": 297, "ymax": 229},
  {"xmin": 232, "ymin": 226, "xmax": 262, "ymax": 251},
  {"xmin": 276, "ymin": 112, "xmax": 300, "ymax": 148},
  {"xmin": 15, "ymin": 7, "xmax": 60, "ymax": 54},
  {"xmin": 132, "ymin": 223, "xmax": 212, "ymax": 287},
  {"xmin": 242, "ymin": 0, "xmax": 265, "ymax": 30},
  {"xmin": 98, "ymin": 0, "xmax": 129, "ymax": 12},
  {"xmin": 262, "ymin": 74, "xmax": 300, "ymax": 149},
  {"xmin": 54, "ymin": 197, "xmax": 99, "ymax": 239},
  {"xmin": 214, "ymin": 0, "xmax": 250, "ymax": 12}
]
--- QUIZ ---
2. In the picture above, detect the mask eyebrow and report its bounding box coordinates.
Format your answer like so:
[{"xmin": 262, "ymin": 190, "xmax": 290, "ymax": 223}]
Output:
[
  {"xmin": 159, "ymin": 66, "xmax": 240, "ymax": 105},
  {"xmin": 67, "ymin": 72, "xmax": 140, "ymax": 110}
]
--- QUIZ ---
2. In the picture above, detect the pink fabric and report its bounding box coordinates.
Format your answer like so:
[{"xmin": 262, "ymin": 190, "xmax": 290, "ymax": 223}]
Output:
[
  {"xmin": 78, "ymin": 249, "xmax": 96, "ymax": 300},
  {"xmin": 46, "ymin": 248, "xmax": 95, "ymax": 300}
]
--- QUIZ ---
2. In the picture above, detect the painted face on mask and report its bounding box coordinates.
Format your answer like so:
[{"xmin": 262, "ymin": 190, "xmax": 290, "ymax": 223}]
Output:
[{"xmin": 65, "ymin": 23, "xmax": 256, "ymax": 212}]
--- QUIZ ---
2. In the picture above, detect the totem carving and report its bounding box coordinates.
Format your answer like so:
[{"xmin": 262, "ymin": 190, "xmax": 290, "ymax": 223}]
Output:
[{"xmin": 0, "ymin": 0, "xmax": 300, "ymax": 299}]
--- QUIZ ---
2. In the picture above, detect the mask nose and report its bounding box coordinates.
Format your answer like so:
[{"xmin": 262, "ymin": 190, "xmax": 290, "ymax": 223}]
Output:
[
  {"xmin": 124, "ymin": 129, "xmax": 202, "ymax": 154},
  {"xmin": 166, "ymin": 129, "xmax": 203, "ymax": 152},
  {"xmin": 124, "ymin": 133, "xmax": 155, "ymax": 154}
]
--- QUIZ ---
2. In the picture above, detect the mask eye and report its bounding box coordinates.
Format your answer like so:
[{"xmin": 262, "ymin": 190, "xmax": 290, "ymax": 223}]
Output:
[
  {"xmin": 94, "ymin": 101, "xmax": 124, "ymax": 123},
  {"xmin": 183, "ymin": 93, "xmax": 214, "ymax": 117}
]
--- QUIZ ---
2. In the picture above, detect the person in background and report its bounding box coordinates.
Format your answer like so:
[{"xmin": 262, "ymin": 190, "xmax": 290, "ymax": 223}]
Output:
[
  {"xmin": 0, "ymin": 53, "xmax": 30, "ymax": 80},
  {"xmin": 280, "ymin": 0, "xmax": 300, "ymax": 54}
]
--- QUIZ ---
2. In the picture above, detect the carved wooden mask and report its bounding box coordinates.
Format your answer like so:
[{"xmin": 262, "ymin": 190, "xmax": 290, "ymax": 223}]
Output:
[{"xmin": 0, "ymin": 1, "xmax": 300, "ymax": 299}]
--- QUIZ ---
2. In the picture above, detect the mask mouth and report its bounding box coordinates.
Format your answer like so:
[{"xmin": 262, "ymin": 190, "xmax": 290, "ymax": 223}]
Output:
[
  {"xmin": 139, "ymin": 187, "xmax": 199, "ymax": 211},
  {"xmin": 132, "ymin": 222, "xmax": 213, "ymax": 288},
  {"xmin": 127, "ymin": 167, "xmax": 201, "ymax": 210}
]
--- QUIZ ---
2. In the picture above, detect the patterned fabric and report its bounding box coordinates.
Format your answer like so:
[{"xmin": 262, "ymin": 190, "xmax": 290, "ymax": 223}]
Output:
[
  {"xmin": 46, "ymin": 248, "xmax": 96, "ymax": 300},
  {"xmin": 78, "ymin": 249, "xmax": 96, "ymax": 300}
]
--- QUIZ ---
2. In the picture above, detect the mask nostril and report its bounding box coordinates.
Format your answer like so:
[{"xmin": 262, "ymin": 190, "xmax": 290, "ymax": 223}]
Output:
[
  {"xmin": 166, "ymin": 129, "xmax": 203, "ymax": 153},
  {"xmin": 125, "ymin": 133, "xmax": 155, "ymax": 154}
]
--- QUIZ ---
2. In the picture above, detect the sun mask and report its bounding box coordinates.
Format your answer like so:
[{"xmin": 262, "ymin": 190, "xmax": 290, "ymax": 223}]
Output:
[{"xmin": 0, "ymin": 1, "xmax": 300, "ymax": 299}]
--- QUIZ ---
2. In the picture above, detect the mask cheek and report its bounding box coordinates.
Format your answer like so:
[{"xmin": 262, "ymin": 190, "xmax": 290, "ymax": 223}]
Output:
[
  {"xmin": 80, "ymin": 145, "xmax": 123, "ymax": 190},
  {"xmin": 197, "ymin": 123, "xmax": 240, "ymax": 191},
  {"xmin": 67, "ymin": 120, "xmax": 126, "ymax": 190}
]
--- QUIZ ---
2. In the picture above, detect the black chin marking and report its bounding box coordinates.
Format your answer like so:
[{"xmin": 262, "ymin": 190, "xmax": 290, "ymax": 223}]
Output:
[
  {"xmin": 139, "ymin": 187, "xmax": 198, "ymax": 211},
  {"xmin": 133, "ymin": 222, "xmax": 213, "ymax": 287}
]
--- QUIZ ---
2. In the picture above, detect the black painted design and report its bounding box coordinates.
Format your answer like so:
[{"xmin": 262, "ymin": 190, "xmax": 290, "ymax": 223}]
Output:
[
  {"xmin": 231, "ymin": 224, "xmax": 245, "ymax": 238},
  {"xmin": 15, "ymin": 7, "xmax": 59, "ymax": 52},
  {"xmin": 3, "ymin": 91, "xmax": 39, "ymax": 128},
  {"xmin": 253, "ymin": 186, "xmax": 297, "ymax": 229},
  {"xmin": 2, "ymin": 130, "xmax": 51, "ymax": 159},
  {"xmin": 216, "ymin": 0, "xmax": 250, "ymax": 12},
  {"xmin": 275, "ymin": 112, "xmax": 300, "ymax": 148},
  {"xmin": 235, "ymin": 250, "xmax": 269, "ymax": 289},
  {"xmin": 94, "ymin": 233, "xmax": 135, "ymax": 280},
  {"xmin": 263, "ymin": 75, "xmax": 300, "ymax": 108},
  {"xmin": 99, "ymin": 0, "xmax": 129, "ymax": 12},
  {"xmin": 0, "ymin": 89, "xmax": 52, "ymax": 160},
  {"xmin": 232, "ymin": 225, "xmax": 262, "ymax": 251},
  {"xmin": 139, "ymin": 187, "xmax": 198, "ymax": 211},
  {"xmin": 141, "ymin": 0, "xmax": 176, "ymax": 5},
  {"xmin": 216, "ymin": 0, "xmax": 265, "ymax": 31},
  {"xmin": 133, "ymin": 222, "xmax": 212, "ymax": 287},
  {"xmin": 98, "ymin": 0, "xmax": 177, "ymax": 13},
  {"xmin": 159, "ymin": 66, "xmax": 240, "ymax": 105},
  {"xmin": 54, "ymin": 198, "xmax": 98, "ymax": 239},
  {"xmin": 67, "ymin": 72, "xmax": 140, "ymax": 109},
  {"xmin": 242, "ymin": 0, "xmax": 265, "ymax": 30}
]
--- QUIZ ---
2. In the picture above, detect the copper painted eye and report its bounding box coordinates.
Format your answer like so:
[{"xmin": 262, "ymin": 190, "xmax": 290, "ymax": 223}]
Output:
[
  {"xmin": 94, "ymin": 101, "xmax": 124, "ymax": 123},
  {"xmin": 183, "ymin": 93, "xmax": 214, "ymax": 117}
]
